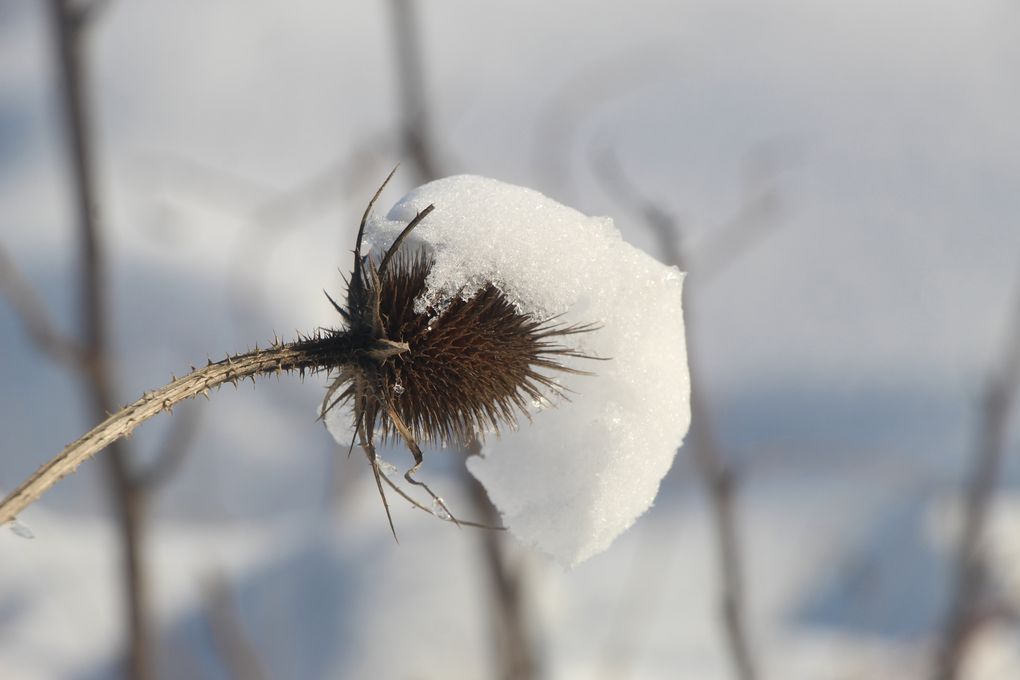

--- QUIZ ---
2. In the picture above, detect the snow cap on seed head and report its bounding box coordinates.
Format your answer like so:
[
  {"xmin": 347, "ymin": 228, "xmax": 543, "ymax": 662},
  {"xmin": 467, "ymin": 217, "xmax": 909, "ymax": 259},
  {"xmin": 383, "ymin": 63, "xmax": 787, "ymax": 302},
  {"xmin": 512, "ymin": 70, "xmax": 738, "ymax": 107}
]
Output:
[{"xmin": 348, "ymin": 175, "xmax": 690, "ymax": 566}]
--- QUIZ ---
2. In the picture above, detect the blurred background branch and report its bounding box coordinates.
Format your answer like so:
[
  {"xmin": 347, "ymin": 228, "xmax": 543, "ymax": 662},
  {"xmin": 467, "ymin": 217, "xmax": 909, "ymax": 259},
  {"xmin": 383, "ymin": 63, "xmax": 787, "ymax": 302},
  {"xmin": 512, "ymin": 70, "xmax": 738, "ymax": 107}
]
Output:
[
  {"xmin": 45, "ymin": 2, "xmax": 197, "ymax": 677},
  {"xmin": 933, "ymin": 259, "xmax": 1020, "ymax": 680},
  {"xmin": 4, "ymin": 2, "xmax": 1020, "ymax": 678},
  {"xmin": 204, "ymin": 576, "xmax": 272, "ymax": 680},
  {"xmin": 593, "ymin": 144, "xmax": 783, "ymax": 680},
  {"xmin": 389, "ymin": 0, "xmax": 443, "ymax": 181},
  {"xmin": 384, "ymin": 3, "xmax": 539, "ymax": 678},
  {"xmin": 0, "ymin": 244, "xmax": 86, "ymax": 370}
]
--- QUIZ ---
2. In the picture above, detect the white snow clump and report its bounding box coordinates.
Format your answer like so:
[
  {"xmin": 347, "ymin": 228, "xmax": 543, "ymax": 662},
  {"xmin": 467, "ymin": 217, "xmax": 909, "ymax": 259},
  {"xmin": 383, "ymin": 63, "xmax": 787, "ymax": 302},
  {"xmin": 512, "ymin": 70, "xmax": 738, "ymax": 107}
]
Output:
[{"xmin": 336, "ymin": 175, "xmax": 690, "ymax": 566}]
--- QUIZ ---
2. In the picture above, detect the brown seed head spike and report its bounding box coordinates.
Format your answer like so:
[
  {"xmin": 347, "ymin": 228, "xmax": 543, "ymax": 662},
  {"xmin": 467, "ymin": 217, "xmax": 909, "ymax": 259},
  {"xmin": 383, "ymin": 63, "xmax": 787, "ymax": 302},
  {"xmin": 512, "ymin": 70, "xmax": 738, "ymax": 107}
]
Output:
[
  {"xmin": 366, "ymin": 249, "xmax": 593, "ymax": 446},
  {"xmin": 324, "ymin": 172, "xmax": 598, "ymax": 534},
  {"xmin": 349, "ymin": 164, "xmax": 399, "ymax": 328}
]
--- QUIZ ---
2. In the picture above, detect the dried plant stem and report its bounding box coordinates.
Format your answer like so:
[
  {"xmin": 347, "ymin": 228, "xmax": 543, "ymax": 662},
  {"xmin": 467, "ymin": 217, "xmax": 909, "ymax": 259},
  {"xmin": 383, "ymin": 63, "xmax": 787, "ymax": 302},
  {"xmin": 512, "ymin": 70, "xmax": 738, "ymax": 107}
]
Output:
[
  {"xmin": 0, "ymin": 247, "xmax": 86, "ymax": 369},
  {"xmin": 204, "ymin": 577, "xmax": 272, "ymax": 680},
  {"xmin": 463, "ymin": 440, "xmax": 540, "ymax": 680},
  {"xmin": 388, "ymin": 0, "xmax": 441, "ymax": 181},
  {"xmin": 383, "ymin": 9, "xmax": 538, "ymax": 677},
  {"xmin": 0, "ymin": 338, "xmax": 347, "ymax": 525},
  {"xmin": 593, "ymin": 150, "xmax": 760, "ymax": 680},
  {"xmin": 932, "ymin": 268, "xmax": 1020, "ymax": 680},
  {"xmin": 49, "ymin": 2, "xmax": 156, "ymax": 677},
  {"xmin": 689, "ymin": 393, "xmax": 757, "ymax": 680}
]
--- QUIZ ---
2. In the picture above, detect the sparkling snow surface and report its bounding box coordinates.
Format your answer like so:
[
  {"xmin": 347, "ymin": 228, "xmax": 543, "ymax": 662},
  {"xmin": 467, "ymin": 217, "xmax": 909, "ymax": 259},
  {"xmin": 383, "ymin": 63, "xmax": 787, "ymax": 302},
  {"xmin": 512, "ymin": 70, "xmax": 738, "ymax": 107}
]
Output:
[{"xmin": 329, "ymin": 175, "xmax": 691, "ymax": 566}]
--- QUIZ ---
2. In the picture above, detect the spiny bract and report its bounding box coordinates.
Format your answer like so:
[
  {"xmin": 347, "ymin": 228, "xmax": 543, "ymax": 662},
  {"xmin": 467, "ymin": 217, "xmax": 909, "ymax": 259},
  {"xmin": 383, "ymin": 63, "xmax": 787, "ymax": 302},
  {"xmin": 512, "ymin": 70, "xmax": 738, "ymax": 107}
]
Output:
[{"xmin": 326, "ymin": 249, "xmax": 593, "ymax": 447}]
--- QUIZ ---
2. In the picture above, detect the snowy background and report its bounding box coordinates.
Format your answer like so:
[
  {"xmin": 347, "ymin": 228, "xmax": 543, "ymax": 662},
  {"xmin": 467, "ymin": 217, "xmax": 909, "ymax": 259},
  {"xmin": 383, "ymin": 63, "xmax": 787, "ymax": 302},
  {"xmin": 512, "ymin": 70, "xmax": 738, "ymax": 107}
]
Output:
[{"xmin": 2, "ymin": 1, "xmax": 1020, "ymax": 678}]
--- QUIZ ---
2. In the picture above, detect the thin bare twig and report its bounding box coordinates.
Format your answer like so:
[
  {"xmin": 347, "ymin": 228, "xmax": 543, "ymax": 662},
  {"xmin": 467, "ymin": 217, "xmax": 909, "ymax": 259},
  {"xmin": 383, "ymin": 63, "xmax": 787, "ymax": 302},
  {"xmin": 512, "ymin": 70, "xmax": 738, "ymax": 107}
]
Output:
[
  {"xmin": 532, "ymin": 50, "xmax": 672, "ymax": 204},
  {"xmin": 932, "ymin": 265, "xmax": 1020, "ymax": 680},
  {"xmin": 134, "ymin": 402, "xmax": 202, "ymax": 491},
  {"xmin": 382, "ymin": 7, "xmax": 538, "ymax": 677},
  {"xmin": 0, "ymin": 245, "xmax": 86, "ymax": 369},
  {"xmin": 48, "ymin": 2, "xmax": 154, "ymax": 678},
  {"xmin": 227, "ymin": 133, "xmax": 394, "ymax": 329},
  {"xmin": 590, "ymin": 142, "xmax": 783, "ymax": 285},
  {"xmin": 463, "ymin": 440, "xmax": 540, "ymax": 680},
  {"xmin": 204, "ymin": 576, "xmax": 272, "ymax": 680},
  {"xmin": 594, "ymin": 511, "xmax": 678, "ymax": 680},
  {"xmin": 117, "ymin": 138, "xmax": 392, "ymax": 337},
  {"xmin": 388, "ymin": 0, "xmax": 443, "ymax": 181},
  {"xmin": 689, "ymin": 403, "xmax": 756, "ymax": 680},
  {"xmin": 593, "ymin": 147, "xmax": 763, "ymax": 680},
  {"xmin": 0, "ymin": 337, "xmax": 346, "ymax": 525},
  {"xmin": 71, "ymin": 0, "xmax": 115, "ymax": 28}
]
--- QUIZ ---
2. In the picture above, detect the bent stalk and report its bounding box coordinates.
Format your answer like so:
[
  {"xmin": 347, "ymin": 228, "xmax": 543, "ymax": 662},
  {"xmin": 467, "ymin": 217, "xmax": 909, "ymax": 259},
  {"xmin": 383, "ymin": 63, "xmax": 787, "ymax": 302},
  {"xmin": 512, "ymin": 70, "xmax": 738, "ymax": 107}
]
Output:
[{"xmin": 0, "ymin": 336, "xmax": 348, "ymax": 524}]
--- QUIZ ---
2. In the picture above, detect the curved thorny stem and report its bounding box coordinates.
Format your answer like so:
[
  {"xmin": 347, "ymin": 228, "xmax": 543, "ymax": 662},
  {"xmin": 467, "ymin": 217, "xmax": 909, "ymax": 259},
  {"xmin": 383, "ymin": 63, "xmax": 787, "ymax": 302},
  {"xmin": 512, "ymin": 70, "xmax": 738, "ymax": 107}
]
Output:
[
  {"xmin": 0, "ymin": 332, "xmax": 497, "ymax": 530},
  {"xmin": 3, "ymin": 173, "xmax": 597, "ymax": 543},
  {"xmin": 0, "ymin": 336, "xmax": 346, "ymax": 524}
]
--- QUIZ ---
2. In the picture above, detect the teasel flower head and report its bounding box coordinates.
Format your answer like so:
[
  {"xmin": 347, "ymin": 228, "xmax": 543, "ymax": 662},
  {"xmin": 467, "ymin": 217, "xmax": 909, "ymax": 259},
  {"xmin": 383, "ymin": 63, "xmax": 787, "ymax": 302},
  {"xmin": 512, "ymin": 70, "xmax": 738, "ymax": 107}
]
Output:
[
  {"xmin": 322, "ymin": 173, "xmax": 691, "ymax": 567},
  {"xmin": 320, "ymin": 169, "xmax": 599, "ymax": 533},
  {"xmin": 0, "ymin": 172, "xmax": 686, "ymax": 566}
]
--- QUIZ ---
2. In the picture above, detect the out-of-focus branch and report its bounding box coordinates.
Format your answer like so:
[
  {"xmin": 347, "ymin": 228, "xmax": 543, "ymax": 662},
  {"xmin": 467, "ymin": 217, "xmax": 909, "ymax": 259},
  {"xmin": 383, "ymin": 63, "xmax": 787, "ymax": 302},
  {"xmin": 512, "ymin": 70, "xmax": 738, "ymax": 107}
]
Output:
[
  {"xmin": 134, "ymin": 403, "xmax": 201, "ymax": 491},
  {"xmin": 48, "ymin": 2, "xmax": 153, "ymax": 678},
  {"xmin": 1, "ymin": 239, "xmax": 201, "ymax": 484},
  {"xmin": 227, "ymin": 133, "xmax": 394, "ymax": 330},
  {"xmin": 691, "ymin": 196, "xmax": 782, "ymax": 284},
  {"xmin": 593, "ymin": 147, "xmax": 764, "ymax": 680},
  {"xmin": 0, "ymin": 245, "xmax": 86, "ymax": 369},
  {"xmin": 592, "ymin": 145, "xmax": 683, "ymax": 264},
  {"xmin": 383, "ymin": 5, "xmax": 537, "ymax": 677},
  {"xmin": 0, "ymin": 339, "xmax": 357, "ymax": 524},
  {"xmin": 204, "ymin": 576, "xmax": 272, "ymax": 680},
  {"xmin": 595, "ymin": 509, "xmax": 677, "ymax": 680},
  {"xmin": 132, "ymin": 132, "xmax": 392, "ymax": 226},
  {"xmin": 933, "ymin": 264, "xmax": 1020, "ymax": 680},
  {"xmin": 120, "ymin": 137, "xmax": 392, "ymax": 337},
  {"xmin": 71, "ymin": 0, "xmax": 115, "ymax": 28},
  {"xmin": 688, "ymin": 402, "xmax": 756, "ymax": 680},
  {"xmin": 463, "ymin": 440, "xmax": 540, "ymax": 680},
  {"xmin": 591, "ymin": 143, "xmax": 783, "ymax": 285},
  {"xmin": 533, "ymin": 50, "xmax": 671, "ymax": 203},
  {"xmin": 388, "ymin": 0, "xmax": 441, "ymax": 181}
]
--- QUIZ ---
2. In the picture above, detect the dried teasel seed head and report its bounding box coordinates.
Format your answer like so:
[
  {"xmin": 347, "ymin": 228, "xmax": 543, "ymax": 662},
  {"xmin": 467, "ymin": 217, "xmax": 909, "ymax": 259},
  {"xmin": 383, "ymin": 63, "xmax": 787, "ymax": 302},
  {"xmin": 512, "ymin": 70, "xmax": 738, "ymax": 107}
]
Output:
[
  {"xmin": 319, "ymin": 172, "xmax": 599, "ymax": 534},
  {"xmin": 320, "ymin": 174, "xmax": 688, "ymax": 565},
  {"xmin": 336, "ymin": 248, "xmax": 596, "ymax": 447}
]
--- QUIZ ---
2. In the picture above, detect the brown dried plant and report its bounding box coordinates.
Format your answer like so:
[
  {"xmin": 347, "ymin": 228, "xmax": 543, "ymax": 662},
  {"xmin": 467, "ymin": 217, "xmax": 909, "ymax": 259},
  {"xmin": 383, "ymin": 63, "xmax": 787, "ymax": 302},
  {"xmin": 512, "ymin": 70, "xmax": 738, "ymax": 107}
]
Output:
[{"xmin": 0, "ymin": 169, "xmax": 598, "ymax": 535}]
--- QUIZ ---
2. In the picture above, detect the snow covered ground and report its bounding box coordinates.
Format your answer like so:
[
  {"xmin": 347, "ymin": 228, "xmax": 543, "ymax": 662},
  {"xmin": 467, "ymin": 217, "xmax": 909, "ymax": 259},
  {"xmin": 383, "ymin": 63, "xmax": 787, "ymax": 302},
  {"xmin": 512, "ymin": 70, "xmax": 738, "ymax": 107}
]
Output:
[{"xmin": 2, "ymin": 1, "xmax": 1020, "ymax": 678}]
